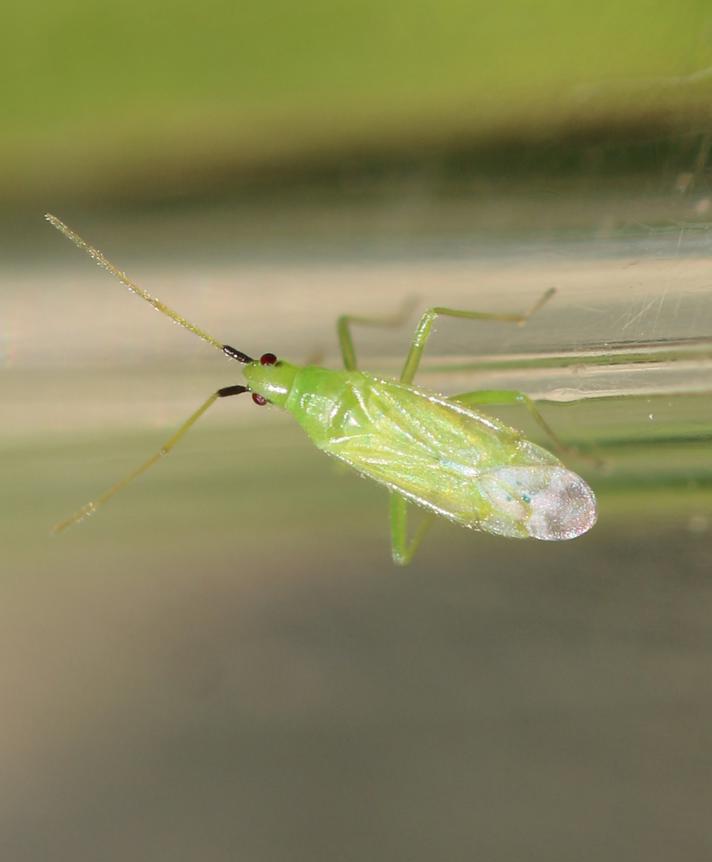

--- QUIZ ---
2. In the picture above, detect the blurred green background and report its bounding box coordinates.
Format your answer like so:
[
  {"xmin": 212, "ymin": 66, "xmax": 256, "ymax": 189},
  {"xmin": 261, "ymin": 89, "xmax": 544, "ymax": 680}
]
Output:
[
  {"xmin": 4, "ymin": 0, "xmax": 712, "ymax": 209},
  {"xmin": 3, "ymin": 1, "xmax": 712, "ymax": 859}
]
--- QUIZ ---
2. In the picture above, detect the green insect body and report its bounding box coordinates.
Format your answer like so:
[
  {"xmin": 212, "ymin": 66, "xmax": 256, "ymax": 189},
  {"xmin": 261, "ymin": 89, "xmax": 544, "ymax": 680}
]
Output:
[
  {"xmin": 245, "ymin": 361, "xmax": 596, "ymax": 542},
  {"xmin": 46, "ymin": 213, "xmax": 597, "ymax": 564}
]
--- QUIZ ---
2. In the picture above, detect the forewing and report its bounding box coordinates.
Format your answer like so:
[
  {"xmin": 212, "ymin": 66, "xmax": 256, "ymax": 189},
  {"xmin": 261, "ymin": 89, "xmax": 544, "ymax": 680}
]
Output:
[{"xmin": 319, "ymin": 375, "xmax": 588, "ymax": 532}]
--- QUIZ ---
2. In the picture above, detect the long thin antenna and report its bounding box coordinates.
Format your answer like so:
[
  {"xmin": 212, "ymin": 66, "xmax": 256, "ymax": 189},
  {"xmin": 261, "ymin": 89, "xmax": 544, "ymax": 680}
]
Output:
[
  {"xmin": 51, "ymin": 385, "xmax": 248, "ymax": 534},
  {"xmin": 45, "ymin": 213, "xmax": 224, "ymax": 352}
]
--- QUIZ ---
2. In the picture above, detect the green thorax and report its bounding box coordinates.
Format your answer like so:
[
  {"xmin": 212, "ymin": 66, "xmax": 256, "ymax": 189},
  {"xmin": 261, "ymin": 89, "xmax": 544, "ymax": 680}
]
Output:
[
  {"xmin": 244, "ymin": 360, "xmax": 373, "ymax": 425},
  {"xmin": 243, "ymin": 362, "xmax": 359, "ymax": 440},
  {"xmin": 242, "ymin": 359, "xmax": 300, "ymax": 407},
  {"xmin": 284, "ymin": 365, "xmax": 371, "ymax": 445}
]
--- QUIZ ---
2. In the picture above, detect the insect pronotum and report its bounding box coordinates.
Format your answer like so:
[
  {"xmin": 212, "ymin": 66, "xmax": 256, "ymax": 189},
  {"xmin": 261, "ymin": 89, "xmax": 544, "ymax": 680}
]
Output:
[{"xmin": 46, "ymin": 214, "xmax": 596, "ymax": 564}]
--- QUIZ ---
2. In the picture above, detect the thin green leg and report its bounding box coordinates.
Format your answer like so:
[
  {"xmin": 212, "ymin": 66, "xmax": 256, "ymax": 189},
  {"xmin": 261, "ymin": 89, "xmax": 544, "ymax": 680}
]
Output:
[
  {"xmin": 336, "ymin": 296, "xmax": 418, "ymax": 371},
  {"xmin": 451, "ymin": 388, "xmax": 573, "ymax": 457},
  {"xmin": 388, "ymin": 288, "xmax": 555, "ymax": 562},
  {"xmin": 389, "ymin": 494, "xmax": 434, "ymax": 566},
  {"xmin": 399, "ymin": 288, "xmax": 555, "ymax": 385},
  {"xmin": 335, "ymin": 297, "xmax": 424, "ymax": 560},
  {"xmin": 450, "ymin": 388, "xmax": 603, "ymax": 467}
]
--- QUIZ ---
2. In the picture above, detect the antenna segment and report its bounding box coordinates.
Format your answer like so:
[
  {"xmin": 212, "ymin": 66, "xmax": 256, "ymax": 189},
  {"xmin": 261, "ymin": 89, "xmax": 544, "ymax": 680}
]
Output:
[{"xmin": 45, "ymin": 213, "xmax": 224, "ymax": 352}]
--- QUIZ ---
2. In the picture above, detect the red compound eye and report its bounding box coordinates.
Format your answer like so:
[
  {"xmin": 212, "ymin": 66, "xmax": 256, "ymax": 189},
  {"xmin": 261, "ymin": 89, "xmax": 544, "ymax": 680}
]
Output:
[
  {"xmin": 260, "ymin": 352, "xmax": 277, "ymax": 365},
  {"xmin": 252, "ymin": 393, "xmax": 267, "ymax": 406}
]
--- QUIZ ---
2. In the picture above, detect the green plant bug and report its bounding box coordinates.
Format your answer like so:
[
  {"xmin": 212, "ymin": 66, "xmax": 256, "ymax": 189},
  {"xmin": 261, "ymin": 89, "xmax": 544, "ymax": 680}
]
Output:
[{"xmin": 46, "ymin": 214, "xmax": 597, "ymax": 564}]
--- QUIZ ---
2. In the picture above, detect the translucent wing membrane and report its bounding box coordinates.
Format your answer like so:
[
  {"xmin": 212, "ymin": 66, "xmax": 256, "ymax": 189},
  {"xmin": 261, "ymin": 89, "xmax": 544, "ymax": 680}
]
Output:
[{"xmin": 477, "ymin": 466, "xmax": 597, "ymax": 540}]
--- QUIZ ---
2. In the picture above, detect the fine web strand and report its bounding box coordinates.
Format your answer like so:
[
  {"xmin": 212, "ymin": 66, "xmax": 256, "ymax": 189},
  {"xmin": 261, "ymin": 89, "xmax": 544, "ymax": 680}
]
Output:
[{"xmin": 45, "ymin": 213, "xmax": 223, "ymax": 351}]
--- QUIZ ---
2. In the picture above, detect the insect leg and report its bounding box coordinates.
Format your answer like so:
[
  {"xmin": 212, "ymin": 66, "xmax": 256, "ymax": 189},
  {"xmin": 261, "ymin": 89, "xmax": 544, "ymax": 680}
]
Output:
[
  {"xmin": 389, "ymin": 494, "xmax": 434, "ymax": 566},
  {"xmin": 336, "ymin": 296, "xmax": 418, "ymax": 370},
  {"xmin": 399, "ymin": 288, "xmax": 555, "ymax": 384},
  {"xmin": 52, "ymin": 385, "xmax": 248, "ymax": 534},
  {"xmin": 450, "ymin": 388, "xmax": 583, "ymax": 461}
]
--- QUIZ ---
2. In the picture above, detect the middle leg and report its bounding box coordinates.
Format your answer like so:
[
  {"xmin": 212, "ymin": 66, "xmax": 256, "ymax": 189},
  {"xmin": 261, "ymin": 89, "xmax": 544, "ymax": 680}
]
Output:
[{"xmin": 399, "ymin": 288, "xmax": 555, "ymax": 385}]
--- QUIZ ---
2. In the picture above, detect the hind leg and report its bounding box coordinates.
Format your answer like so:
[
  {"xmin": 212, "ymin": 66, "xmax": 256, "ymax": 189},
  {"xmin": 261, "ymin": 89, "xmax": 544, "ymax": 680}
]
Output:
[
  {"xmin": 387, "ymin": 289, "xmax": 556, "ymax": 563},
  {"xmin": 389, "ymin": 495, "xmax": 434, "ymax": 566},
  {"xmin": 452, "ymin": 388, "xmax": 601, "ymax": 467}
]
